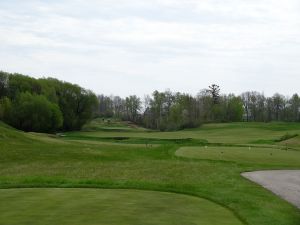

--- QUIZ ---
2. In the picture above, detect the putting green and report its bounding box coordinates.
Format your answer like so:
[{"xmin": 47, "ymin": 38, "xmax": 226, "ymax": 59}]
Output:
[
  {"xmin": 0, "ymin": 188, "xmax": 243, "ymax": 225},
  {"xmin": 176, "ymin": 146, "xmax": 300, "ymax": 166}
]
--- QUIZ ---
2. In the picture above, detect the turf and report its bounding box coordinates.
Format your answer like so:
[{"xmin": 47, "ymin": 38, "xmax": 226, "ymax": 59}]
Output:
[
  {"xmin": 1, "ymin": 121, "xmax": 300, "ymax": 225},
  {"xmin": 176, "ymin": 146, "xmax": 300, "ymax": 166},
  {"xmin": 65, "ymin": 122, "xmax": 300, "ymax": 145},
  {"xmin": 0, "ymin": 188, "xmax": 243, "ymax": 225},
  {"xmin": 81, "ymin": 118, "xmax": 148, "ymax": 132}
]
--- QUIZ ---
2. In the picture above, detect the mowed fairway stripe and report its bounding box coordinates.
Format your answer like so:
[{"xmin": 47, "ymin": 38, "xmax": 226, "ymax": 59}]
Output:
[
  {"xmin": 175, "ymin": 146, "xmax": 300, "ymax": 166},
  {"xmin": 0, "ymin": 188, "xmax": 244, "ymax": 225}
]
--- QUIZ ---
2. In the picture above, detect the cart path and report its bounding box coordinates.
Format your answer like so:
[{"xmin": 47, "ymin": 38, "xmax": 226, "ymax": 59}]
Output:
[{"xmin": 242, "ymin": 170, "xmax": 300, "ymax": 209}]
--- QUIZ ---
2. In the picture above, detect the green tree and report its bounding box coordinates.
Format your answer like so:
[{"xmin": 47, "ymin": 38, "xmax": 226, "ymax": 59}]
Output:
[
  {"xmin": 10, "ymin": 92, "xmax": 63, "ymax": 132},
  {"xmin": 272, "ymin": 93, "xmax": 285, "ymax": 121},
  {"xmin": 151, "ymin": 91, "xmax": 166, "ymax": 130},
  {"xmin": 125, "ymin": 95, "xmax": 141, "ymax": 122},
  {"xmin": 0, "ymin": 71, "xmax": 9, "ymax": 99},
  {"xmin": 8, "ymin": 74, "xmax": 42, "ymax": 99},
  {"xmin": 0, "ymin": 97, "xmax": 12, "ymax": 122},
  {"xmin": 56, "ymin": 82, "xmax": 97, "ymax": 130},
  {"xmin": 289, "ymin": 94, "xmax": 300, "ymax": 121},
  {"xmin": 226, "ymin": 95, "xmax": 244, "ymax": 122}
]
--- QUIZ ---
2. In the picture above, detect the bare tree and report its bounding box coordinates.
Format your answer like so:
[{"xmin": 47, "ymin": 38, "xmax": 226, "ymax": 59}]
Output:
[
  {"xmin": 241, "ymin": 92, "xmax": 251, "ymax": 122},
  {"xmin": 208, "ymin": 84, "xmax": 220, "ymax": 104}
]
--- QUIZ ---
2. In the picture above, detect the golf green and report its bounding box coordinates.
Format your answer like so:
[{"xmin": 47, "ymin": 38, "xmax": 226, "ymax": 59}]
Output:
[{"xmin": 0, "ymin": 188, "xmax": 243, "ymax": 225}]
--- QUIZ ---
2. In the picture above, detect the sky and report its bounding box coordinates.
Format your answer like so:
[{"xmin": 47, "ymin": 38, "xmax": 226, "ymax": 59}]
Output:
[{"xmin": 1, "ymin": 0, "xmax": 300, "ymax": 97}]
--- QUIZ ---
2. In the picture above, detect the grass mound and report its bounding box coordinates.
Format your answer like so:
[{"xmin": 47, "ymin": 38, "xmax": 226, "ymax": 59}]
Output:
[
  {"xmin": 0, "ymin": 121, "xmax": 30, "ymax": 142},
  {"xmin": 280, "ymin": 135, "xmax": 300, "ymax": 147},
  {"xmin": 82, "ymin": 118, "xmax": 148, "ymax": 132},
  {"xmin": 0, "ymin": 188, "xmax": 243, "ymax": 225}
]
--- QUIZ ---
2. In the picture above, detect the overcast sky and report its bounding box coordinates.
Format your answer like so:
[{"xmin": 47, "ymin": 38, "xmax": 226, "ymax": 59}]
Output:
[{"xmin": 1, "ymin": 0, "xmax": 300, "ymax": 97}]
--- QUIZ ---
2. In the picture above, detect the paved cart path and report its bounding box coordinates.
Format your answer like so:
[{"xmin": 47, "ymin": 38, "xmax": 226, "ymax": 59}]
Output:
[{"xmin": 242, "ymin": 170, "xmax": 300, "ymax": 209}]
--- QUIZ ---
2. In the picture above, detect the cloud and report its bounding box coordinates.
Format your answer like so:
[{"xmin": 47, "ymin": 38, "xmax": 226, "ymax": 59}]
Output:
[{"xmin": 0, "ymin": 0, "xmax": 300, "ymax": 97}]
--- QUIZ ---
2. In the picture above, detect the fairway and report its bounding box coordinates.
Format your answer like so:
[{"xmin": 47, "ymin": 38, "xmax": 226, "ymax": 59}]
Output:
[
  {"xmin": 66, "ymin": 122, "xmax": 300, "ymax": 145},
  {"xmin": 0, "ymin": 188, "xmax": 243, "ymax": 225},
  {"xmin": 1, "ymin": 121, "xmax": 300, "ymax": 225},
  {"xmin": 176, "ymin": 146, "xmax": 300, "ymax": 166}
]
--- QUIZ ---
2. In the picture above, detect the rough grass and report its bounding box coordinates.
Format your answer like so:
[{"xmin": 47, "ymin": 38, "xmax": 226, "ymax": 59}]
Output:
[{"xmin": 0, "ymin": 121, "xmax": 300, "ymax": 225}]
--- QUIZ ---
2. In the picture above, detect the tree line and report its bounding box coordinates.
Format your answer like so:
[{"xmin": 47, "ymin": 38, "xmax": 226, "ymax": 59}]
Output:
[
  {"xmin": 97, "ymin": 85, "xmax": 300, "ymax": 131},
  {"xmin": 0, "ymin": 71, "xmax": 97, "ymax": 132},
  {"xmin": 1, "ymin": 71, "xmax": 300, "ymax": 133}
]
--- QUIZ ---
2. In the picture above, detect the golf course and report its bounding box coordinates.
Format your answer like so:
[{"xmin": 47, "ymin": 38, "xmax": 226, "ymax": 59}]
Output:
[
  {"xmin": 1, "ymin": 119, "xmax": 300, "ymax": 225},
  {"xmin": 2, "ymin": 0, "xmax": 300, "ymax": 223}
]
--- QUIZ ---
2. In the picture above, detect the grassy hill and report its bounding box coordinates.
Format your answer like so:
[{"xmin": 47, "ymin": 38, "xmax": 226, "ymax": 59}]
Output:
[
  {"xmin": 81, "ymin": 118, "xmax": 148, "ymax": 132},
  {"xmin": 66, "ymin": 121, "xmax": 300, "ymax": 146},
  {"xmin": 0, "ymin": 120, "xmax": 300, "ymax": 225}
]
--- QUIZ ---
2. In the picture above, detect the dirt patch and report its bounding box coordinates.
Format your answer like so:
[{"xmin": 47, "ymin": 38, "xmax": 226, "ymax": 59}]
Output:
[{"xmin": 242, "ymin": 170, "xmax": 300, "ymax": 209}]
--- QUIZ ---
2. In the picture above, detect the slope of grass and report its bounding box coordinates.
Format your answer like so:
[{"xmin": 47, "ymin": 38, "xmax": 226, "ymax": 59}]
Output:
[
  {"xmin": 280, "ymin": 135, "xmax": 300, "ymax": 147},
  {"xmin": 0, "ymin": 121, "xmax": 300, "ymax": 225},
  {"xmin": 0, "ymin": 121, "xmax": 29, "ymax": 142},
  {"xmin": 82, "ymin": 118, "xmax": 148, "ymax": 132}
]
